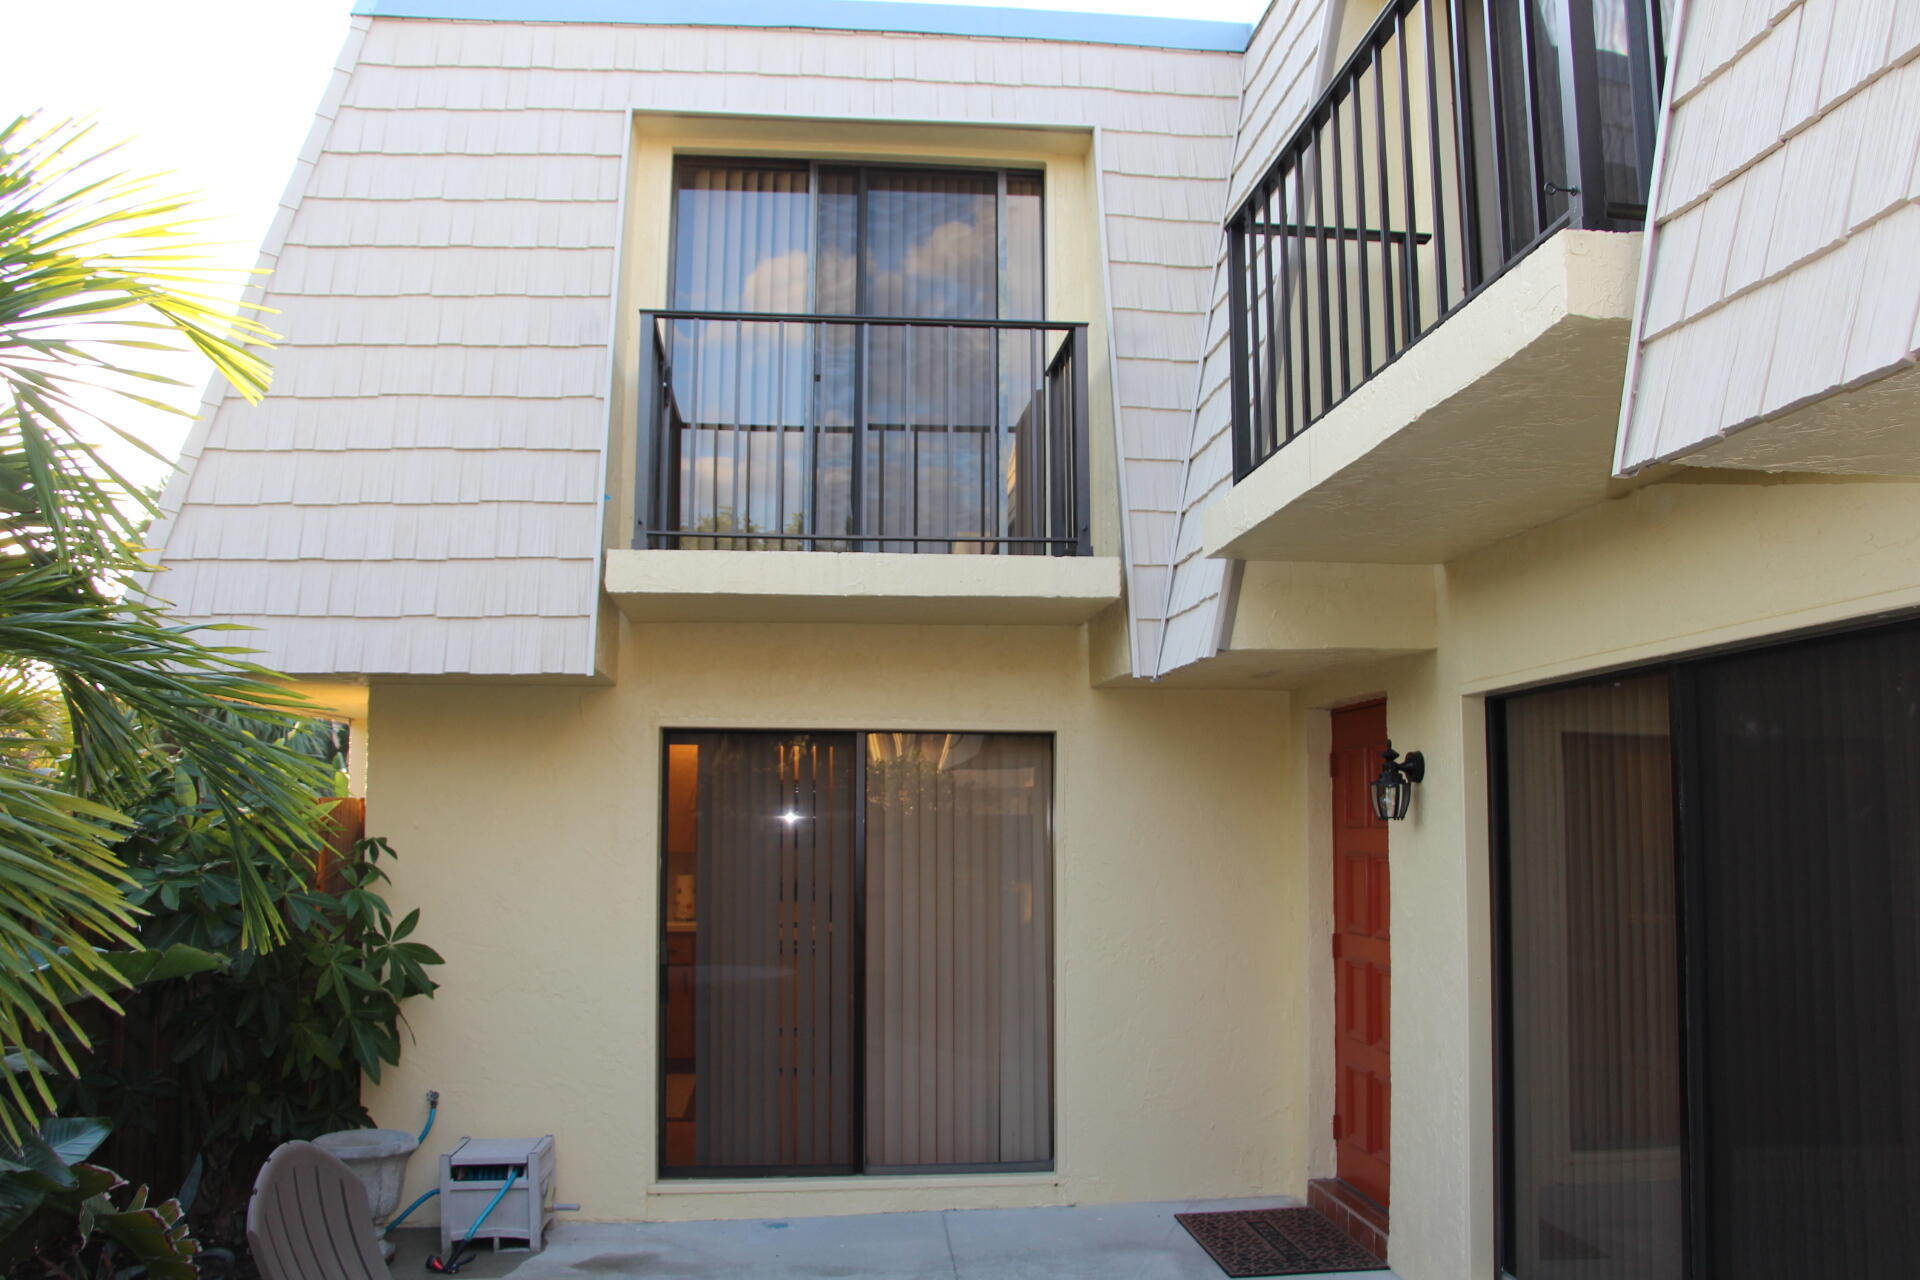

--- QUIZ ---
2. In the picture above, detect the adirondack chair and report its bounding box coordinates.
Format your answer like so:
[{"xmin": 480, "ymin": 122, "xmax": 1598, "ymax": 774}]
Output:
[{"xmin": 247, "ymin": 1140, "xmax": 393, "ymax": 1280}]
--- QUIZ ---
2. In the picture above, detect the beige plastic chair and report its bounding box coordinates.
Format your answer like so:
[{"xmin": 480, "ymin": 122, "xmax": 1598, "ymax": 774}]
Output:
[{"xmin": 247, "ymin": 1140, "xmax": 392, "ymax": 1280}]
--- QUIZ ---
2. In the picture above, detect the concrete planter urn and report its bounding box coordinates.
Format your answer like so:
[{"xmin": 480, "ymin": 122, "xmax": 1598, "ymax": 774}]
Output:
[{"xmin": 313, "ymin": 1128, "xmax": 419, "ymax": 1261}]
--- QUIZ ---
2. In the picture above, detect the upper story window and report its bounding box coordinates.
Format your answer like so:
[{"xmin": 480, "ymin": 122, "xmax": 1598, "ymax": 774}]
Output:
[
  {"xmin": 1227, "ymin": 0, "xmax": 1666, "ymax": 478},
  {"xmin": 669, "ymin": 160, "xmax": 1044, "ymax": 320},
  {"xmin": 636, "ymin": 161, "xmax": 1088, "ymax": 557}
]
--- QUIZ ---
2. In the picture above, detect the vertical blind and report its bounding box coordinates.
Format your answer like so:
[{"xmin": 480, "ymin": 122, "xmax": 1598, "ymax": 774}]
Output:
[
  {"xmin": 689, "ymin": 733, "xmax": 858, "ymax": 1170},
  {"xmin": 670, "ymin": 161, "xmax": 1042, "ymax": 319},
  {"xmin": 865, "ymin": 734, "xmax": 1054, "ymax": 1169},
  {"xmin": 668, "ymin": 163, "xmax": 814, "ymax": 544},
  {"xmin": 665, "ymin": 731, "xmax": 1054, "ymax": 1177},
  {"xmin": 671, "ymin": 162, "xmax": 813, "ymax": 312}
]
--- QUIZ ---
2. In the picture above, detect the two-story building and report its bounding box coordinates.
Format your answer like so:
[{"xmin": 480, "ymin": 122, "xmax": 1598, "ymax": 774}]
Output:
[{"xmin": 150, "ymin": 0, "xmax": 1920, "ymax": 1277}]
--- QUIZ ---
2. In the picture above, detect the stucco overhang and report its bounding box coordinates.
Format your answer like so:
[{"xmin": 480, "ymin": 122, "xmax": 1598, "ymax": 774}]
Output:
[
  {"xmin": 1111, "ymin": 561, "xmax": 1437, "ymax": 689},
  {"xmin": 1202, "ymin": 230, "xmax": 1643, "ymax": 565},
  {"xmin": 605, "ymin": 549, "xmax": 1122, "ymax": 624},
  {"xmin": 283, "ymin": 679, "xmax": 372, "ymax": 723}
]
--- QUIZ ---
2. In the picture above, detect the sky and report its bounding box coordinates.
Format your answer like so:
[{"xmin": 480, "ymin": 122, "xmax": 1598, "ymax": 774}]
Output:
[{"xmin": 4, "ymin": 0, "xmax": 1268, "ymax": 488}]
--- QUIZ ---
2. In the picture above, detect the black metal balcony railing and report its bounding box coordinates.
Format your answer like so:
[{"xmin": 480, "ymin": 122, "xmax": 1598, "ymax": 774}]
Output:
[
  {"xmin": 634, "ymin": 312, "xmax": 1091, "ymax": 556},
  {"xmin": 1230, "ymin": 0, "xmax": 1666, "ymax": 479}
]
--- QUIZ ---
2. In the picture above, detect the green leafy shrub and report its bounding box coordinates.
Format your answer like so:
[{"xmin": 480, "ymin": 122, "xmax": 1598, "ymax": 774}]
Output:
[
  {"xmin": 53, "ymin": 715, "xmax": 443, "ymax": 1230},
  {"xmin": 0, "ymin": 1116, "xmax": 202, "ymax": 1280},
  {"xmin": 1, "ymin": 943, "xmax": 224, "ymax": 1274}
]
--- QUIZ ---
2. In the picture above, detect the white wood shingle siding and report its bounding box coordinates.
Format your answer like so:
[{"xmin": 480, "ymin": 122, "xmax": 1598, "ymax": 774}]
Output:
[
  {"xmin": 1615, "ymin": 0, "xmax": 1920, "ymax": 471},
  {"xmin": 151, "ymin": 13, "xmax": 1245, "ymax": 676},
  {"xmin": 1156, "ymin": 0, "xmax": 1334, "ymax": 676},
  {"xmin": 156, "ymin": 1, "xmax": 1918, "ymax": 681}
]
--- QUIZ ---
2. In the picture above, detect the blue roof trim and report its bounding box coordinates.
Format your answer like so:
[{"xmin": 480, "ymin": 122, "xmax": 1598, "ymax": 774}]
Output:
[{"xmin": 351, "ymin": 0, "xmax": 1251, "ymax": 52}]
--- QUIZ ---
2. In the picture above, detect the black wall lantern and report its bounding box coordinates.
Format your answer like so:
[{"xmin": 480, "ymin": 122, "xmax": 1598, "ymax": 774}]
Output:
[{"xmin": 1371, "ymin": 742, "xmax": 1425, "ymax": 822}]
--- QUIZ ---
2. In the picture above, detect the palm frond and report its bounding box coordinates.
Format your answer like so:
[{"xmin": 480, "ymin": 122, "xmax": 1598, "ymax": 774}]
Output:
[
  {"xmin": 0, "ymin": 763, "xmax": 137, "ymax": 1129},
  {"xmin": 0, "ymin": 562, "xmax": 332, "ymax": 943},
  {"xmin": 0, "ymin": 114, "xmax": 329, "ymax": 1142},
  {"xmin": 0, "ymin": 114, "xmax": 274, "ymax": 572}
]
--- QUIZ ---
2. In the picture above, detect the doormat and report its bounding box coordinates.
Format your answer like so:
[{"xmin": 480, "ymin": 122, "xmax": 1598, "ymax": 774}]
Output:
[{"xmin": 1176, "ymin": 1207, "xmax": 1384, "ymax": 1277}]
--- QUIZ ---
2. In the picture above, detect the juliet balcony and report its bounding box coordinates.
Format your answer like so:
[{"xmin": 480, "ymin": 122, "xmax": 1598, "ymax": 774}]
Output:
[
  {"xmin": 606, "ymin": 311, "xmax": 1120, "ymax": 625},
  {"xmin": 1206, "ymin": 0, "xmax": 1666, "ymax": 567}
]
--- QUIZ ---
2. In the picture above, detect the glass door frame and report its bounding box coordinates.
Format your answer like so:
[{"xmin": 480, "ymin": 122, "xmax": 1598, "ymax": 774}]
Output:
[
  {"xmin": 1488, "ymin": 610, "xmax": 1920, "ymax": 1280},
  {"xmin": 654, "ymin": 727, "xmax": 1058, "ymax": 1181},
  {"xmin": 1487, "ymin": 665, "xmax": 1687, "ymax": 1279}
]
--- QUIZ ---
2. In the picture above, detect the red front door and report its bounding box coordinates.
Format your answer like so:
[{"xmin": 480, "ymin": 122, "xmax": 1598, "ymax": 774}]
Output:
[{"xmin": 1332, "ymin": 702, "xmax": 1391, "ymax": 1209}]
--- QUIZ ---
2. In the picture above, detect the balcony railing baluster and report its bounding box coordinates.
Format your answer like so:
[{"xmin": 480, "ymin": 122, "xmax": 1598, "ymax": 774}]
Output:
[
  {"xmin": 1421, "ymin": 0, "xmax": 1451, "ymax": 313},
  {"xmin": 1396, "ymin": 6, "xmax": 1422, "ymax": 343},
  {"xmin": 1373, "ymin": 42, "xmax": 1396, "ymax": 362},
  {"xmin": 1352, "ymin": 77, "xmax": 1373, "ymax": 382},
  {"xmin": 1332, "ymin": 94, "xmax": 1352, "ymax": 399},
  {"xmin": 636, "ymin": 311, "xmax": 1090, "ymax": 556}
]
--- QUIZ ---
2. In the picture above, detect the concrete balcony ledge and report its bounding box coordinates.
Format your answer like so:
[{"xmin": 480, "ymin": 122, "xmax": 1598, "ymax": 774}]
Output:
[
  {"xmin": 605, "ymin": 549, "xmax": 1122, "ymax": 625},
  {"xmin": 1203, "ymin": 229, "xmax": 1643, "ymax": 565}
]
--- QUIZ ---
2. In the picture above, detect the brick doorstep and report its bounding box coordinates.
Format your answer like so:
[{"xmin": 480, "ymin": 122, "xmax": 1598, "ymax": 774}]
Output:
[{"xmin": 1308, "ymin": 1177, "xmax": 1388, "ymax": 1262}]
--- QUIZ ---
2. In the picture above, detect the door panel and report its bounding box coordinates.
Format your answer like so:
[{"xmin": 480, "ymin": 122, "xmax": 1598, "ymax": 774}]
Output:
[
  {"xmin": 1682, "ymin": 625, "xmax": 1920, "ymax": 1280},
  {"xmin": 1496, "ymin": 676, "xmax": 1683, "ymax": 1280},
  {"xmin": 1332, "ymin": 701, "xmax": 1391, "ymax": 1209},
  {"xmin": 665, "ymin": 732, "xmax": 860, "ymax": 1175},
  {"xmin": 864, "ymin": 733, "xmax": 1054, "ymax": 1171}
]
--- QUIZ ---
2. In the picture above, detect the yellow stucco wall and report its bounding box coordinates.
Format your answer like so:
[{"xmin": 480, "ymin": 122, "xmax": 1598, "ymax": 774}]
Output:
[
  {"xmin": 362, "ymin": 622, "xmax": 1299, "ymax": 1223},
  {"xmin": 1277, "ymin": 470, "xmax": 1920, "ymax": 1280},
  {"xmin": 357, "ymin": 468, "xmax": 1920, "ymax": 1260}
]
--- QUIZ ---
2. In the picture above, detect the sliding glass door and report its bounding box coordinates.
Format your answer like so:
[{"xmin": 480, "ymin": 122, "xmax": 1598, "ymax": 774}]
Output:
[
  {"xmin": 660, "ymin": 731, "xmax": 1054, "ymax": 1178},
  {"xmin": 1494, "ymin": 618, "xmax": 1920, "ymax": 1279},
  {"xmin": 660, "ymin": 161, "xmax": 1052, "ymax": 553}
]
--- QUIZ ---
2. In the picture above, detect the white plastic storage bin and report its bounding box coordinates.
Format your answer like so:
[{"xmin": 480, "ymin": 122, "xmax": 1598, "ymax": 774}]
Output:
[{"xmin": 437, "ymin": 1135, "xmax": 556, "ymax": 1258}]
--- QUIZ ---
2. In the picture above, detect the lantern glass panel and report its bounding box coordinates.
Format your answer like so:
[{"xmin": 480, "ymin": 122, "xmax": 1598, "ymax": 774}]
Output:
[{"xmin": 1372, "ymin": 771, "xmax": 1410, "ymax": 821}]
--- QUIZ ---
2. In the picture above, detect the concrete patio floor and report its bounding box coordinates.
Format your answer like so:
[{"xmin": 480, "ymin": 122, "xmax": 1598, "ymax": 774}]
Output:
[{"xmin": 386, "ymin": 1196, "xmax": 1400, "ymax": 1279}]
